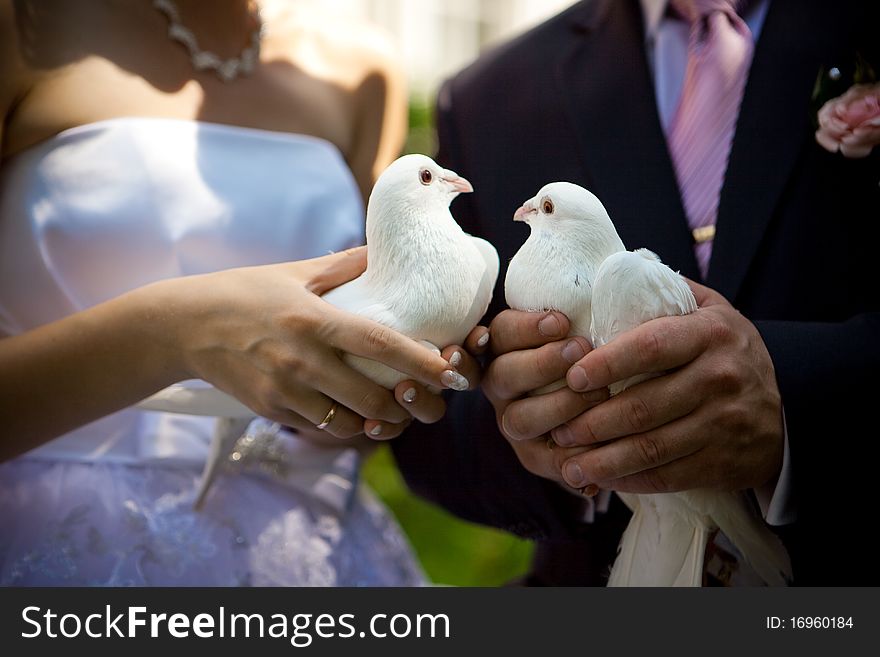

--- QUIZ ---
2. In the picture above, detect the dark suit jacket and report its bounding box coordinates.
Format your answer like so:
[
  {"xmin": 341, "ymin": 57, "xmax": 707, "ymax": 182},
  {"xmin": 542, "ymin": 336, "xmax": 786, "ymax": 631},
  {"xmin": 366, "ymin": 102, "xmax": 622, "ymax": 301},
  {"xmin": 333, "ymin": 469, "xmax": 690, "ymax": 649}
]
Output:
[{"xmin": 393, "ymin": 0, "xmax": 880, "ymax": 585}]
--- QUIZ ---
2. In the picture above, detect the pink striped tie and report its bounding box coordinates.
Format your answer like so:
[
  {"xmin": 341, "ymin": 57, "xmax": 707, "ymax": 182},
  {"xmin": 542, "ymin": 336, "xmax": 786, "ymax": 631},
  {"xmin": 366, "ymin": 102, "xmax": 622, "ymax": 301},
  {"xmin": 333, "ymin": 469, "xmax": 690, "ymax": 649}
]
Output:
[{"xmin": 667, "ymin": 0, "xmax": 754, "ymax": 279}]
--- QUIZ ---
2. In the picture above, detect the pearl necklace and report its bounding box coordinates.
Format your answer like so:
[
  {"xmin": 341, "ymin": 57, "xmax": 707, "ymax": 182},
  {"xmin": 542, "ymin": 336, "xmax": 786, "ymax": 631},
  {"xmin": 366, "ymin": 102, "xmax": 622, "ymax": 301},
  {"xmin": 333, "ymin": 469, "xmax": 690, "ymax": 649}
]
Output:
[{"xmin": 153, "ymin": 0, "xmax": 263, "ymax": 82}]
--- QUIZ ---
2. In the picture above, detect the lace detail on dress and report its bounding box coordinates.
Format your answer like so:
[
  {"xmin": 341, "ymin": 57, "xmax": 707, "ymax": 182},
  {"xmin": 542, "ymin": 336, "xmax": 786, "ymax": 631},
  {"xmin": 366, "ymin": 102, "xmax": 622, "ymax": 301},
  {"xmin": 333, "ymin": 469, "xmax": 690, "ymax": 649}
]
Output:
[{"xmin": 0, "ymin": 451, "xmax": 424, "ymax": 586}]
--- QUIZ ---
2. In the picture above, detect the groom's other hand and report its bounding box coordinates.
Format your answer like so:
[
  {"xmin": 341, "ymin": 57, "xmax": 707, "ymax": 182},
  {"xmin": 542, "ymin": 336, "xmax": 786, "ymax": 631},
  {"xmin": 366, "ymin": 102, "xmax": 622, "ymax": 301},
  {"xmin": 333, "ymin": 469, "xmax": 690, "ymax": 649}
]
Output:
[{"xmin": 482, "ymin": 309, "xmax": 608, "ymax": 484}]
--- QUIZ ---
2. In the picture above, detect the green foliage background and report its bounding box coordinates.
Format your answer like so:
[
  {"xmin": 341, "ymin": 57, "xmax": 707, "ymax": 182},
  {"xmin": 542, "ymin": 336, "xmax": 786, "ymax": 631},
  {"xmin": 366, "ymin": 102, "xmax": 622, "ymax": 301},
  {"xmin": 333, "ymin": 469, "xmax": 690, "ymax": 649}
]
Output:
[
  {"xmin": 361, "ymin": 96, "xmax": 534, "ymax": 587},
  {"xmin": 363, "ymin": 447, "xmax": 533, "ymax": 586}
]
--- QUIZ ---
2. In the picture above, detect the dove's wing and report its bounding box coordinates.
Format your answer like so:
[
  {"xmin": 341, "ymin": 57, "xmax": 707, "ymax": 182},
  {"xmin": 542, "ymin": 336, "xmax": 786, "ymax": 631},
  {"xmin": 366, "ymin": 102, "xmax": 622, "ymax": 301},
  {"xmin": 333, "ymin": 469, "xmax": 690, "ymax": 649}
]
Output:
[
  {"xmin": 591, "ymin": 249, "xmax": 696, "ymax": 393},
  {"xmin": 471, "ymin": 235, "xmax": 501, "ymax": 295},
  {"xmin": 322, "ymin": 273, "xmax": 445, "ymax": 388},
  {"xmin": 597, "ymin": 249, "xmax": 791, "ymax": 586},
  {"xmin": 591, "ymin": 248, "xmax": 696, "ymax": 349},
  {"xmin": 595, "ymin": 250, "xmax": 711, "ymax": 586},
  {"xmin": 320, "ymin": 274, "xmax": 402, "ymax": 330},
  {"xmin": 458, "ymin": 235, "xmax": 499, "ymax": 341}
]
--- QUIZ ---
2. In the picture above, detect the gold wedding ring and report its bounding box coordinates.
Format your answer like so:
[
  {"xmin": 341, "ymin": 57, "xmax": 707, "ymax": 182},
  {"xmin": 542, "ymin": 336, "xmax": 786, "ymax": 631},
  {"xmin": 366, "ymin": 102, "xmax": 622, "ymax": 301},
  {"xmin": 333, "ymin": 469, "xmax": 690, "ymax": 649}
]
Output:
[{"xmin": 316, "ymin": 403, "xmax": 338, "ymax": 430}]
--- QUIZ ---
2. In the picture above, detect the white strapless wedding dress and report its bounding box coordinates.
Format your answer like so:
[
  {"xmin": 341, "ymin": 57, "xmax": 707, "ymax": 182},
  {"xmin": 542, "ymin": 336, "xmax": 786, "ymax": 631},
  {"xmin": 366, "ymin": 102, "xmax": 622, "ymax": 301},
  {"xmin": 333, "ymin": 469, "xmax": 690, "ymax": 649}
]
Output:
[{"xmin": 0, "ymin": 117, "xmax": 425, "ymax": 586}]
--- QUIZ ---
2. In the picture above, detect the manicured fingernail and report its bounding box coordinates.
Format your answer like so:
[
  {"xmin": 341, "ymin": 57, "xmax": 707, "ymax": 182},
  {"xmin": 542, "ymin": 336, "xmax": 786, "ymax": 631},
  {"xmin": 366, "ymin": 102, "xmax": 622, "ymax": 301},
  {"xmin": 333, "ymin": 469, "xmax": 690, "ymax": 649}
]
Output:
[
  {"xmin": 563, "ymin": 461, "xmax": 586, "ymax": 487},
  {"xmin": 402, "ymin": 387, "xmax": 417, "ymax": 403},
  {"xmin": 562, "ymin": 340, "xmax": 585, "ymax": 364},
  {"xmin": 538, "ymin": 313, "xmax": 562, "ymax": 337},
  {"xmin": 553, "ymin": 424, "xmax": 575, "ymax": 447},
  {"xmin": 568, "ymin": 365, "xmax": 589, "ymax": 391},
  {"xmin": 583, "ymin": 484, "xmax": 599, "ymax": 498},
  {"xmin": 477, "ymin": 332, "xmax": 490, "ymax": 347},
  {"xmin": 370, "ymin": 424, "xmax": 383, "ymax": 436},
  {"xmin": 441, "ymin": 370, "xmax": 469, "ymax": 391},
  {"xmin": 449, "ymin": 350, "xmax": 462, "ymax": 368}
]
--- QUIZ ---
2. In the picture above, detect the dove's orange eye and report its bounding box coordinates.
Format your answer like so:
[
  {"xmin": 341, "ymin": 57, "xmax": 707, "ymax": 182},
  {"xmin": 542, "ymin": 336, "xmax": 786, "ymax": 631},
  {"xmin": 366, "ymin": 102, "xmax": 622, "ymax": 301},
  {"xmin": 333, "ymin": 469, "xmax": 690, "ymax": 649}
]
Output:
[
  {"xmin": 419, "ymin": 168, "xmax": 433, "ymax": 185},
  {"xmin": 542, "ymin": 198, "xmax": 554, "ymax": 214}
]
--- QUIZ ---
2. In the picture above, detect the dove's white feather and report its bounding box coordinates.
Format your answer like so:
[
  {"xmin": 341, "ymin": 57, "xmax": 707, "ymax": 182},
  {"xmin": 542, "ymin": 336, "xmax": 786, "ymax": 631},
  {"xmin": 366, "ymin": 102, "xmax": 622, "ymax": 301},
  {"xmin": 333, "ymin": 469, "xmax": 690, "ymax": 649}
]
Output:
[
  {"xmin": 322, "ymin": 153, "xmax": 498, "ymax": 388},
  {"xmin": 505, "ymin": 182, "xmax": 624, "ymax": 395},
  {"xmin": 135, "ymin": 154, "xmax": 497, "ymax": 503},
  {"xmin": 192, "ymin": 417, "xmax": 253, "ymax": 510},
  {"xmin": 505, "ymin": 182, "xmax": 624, "ymax": 340},
  {"xmin": 591, "ymin": 248, "xmax": 696, "ymax": 395},
  {"xmin": 591, "ymin": 249, "xmax": 791, "ymax": 587},
  {"xmin": 137, "ymin": 383, "xmax": 253, "ymax": 418},
  {"xmin": 608, "ymin": 493, "xmax": 711, "ymax": 587}
]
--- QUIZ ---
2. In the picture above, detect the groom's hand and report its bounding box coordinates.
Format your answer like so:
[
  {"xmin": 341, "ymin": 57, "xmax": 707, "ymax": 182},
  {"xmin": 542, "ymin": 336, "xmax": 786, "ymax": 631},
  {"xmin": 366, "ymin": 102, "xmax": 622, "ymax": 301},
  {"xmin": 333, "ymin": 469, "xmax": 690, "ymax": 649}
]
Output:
[{"xmin": 482, "ymin": 309, "xmax": 608, "ymax": 486}]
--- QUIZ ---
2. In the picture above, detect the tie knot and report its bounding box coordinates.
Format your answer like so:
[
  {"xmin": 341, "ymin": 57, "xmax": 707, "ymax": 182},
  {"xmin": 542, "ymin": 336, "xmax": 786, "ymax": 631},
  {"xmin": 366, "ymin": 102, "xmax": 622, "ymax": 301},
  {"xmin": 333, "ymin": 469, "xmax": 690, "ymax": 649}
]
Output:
[{"xmin": 670, "ymin": 0, "xmax": 743, "ymax": 23}]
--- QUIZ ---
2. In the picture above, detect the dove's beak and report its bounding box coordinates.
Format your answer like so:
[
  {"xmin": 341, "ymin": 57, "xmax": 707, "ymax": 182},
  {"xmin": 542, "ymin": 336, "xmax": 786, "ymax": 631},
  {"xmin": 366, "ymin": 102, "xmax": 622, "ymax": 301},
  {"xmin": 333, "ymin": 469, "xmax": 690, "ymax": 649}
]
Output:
[
  {"xmin": 440, "ymin": 170, "xmax": 474, "ymax": 194},
  {"xmin": 513, "ymin": 201, "xmax": 537, "ymax": 222}
]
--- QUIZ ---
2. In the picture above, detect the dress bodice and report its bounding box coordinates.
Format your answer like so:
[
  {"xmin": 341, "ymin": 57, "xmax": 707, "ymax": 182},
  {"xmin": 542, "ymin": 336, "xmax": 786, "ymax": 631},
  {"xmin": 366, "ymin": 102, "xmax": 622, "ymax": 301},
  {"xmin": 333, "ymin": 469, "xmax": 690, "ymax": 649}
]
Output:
[{"xmin": 0, "ymin": 117, "xmax": 365, "ymax": 463}]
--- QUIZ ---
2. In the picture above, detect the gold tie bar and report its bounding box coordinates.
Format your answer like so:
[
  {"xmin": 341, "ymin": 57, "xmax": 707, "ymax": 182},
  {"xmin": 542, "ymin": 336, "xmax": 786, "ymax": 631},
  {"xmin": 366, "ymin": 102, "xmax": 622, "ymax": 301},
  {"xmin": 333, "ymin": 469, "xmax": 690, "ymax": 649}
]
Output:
[{"xmin": 692, "ymin": 225, "xmax": 716, "ymax": 244}]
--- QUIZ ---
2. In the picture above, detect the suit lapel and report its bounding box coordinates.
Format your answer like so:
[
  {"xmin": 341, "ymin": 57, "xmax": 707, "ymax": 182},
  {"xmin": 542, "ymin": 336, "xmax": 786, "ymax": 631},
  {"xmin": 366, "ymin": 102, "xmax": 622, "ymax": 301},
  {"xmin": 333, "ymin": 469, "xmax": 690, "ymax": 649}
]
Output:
[
  {"xmin": 708, "ymin": 0, "xmax": 845, "ymax": 300},
  {"xmin": 555, "ymin": 0, "xmax": 701, "ymax": 280}
]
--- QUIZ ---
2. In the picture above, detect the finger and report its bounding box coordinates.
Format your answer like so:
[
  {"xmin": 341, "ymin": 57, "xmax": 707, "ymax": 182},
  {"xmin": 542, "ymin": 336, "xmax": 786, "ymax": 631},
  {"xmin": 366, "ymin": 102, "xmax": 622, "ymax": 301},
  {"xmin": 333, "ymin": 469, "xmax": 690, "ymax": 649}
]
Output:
[
  {"xmin": 559, "ymin": 417, "xmax": 703, "ymax": 488},
  {"xmin": 304, "ymin": 247, "xmax": 368, "ymax": 295},
  {"xmin": 852, "ymin": 121, "xmax": 880, "ymax": 135},
  {"xmin": 554, "ymin": 369, "xmax": 702, "ymax": 446},
  {"xmin": 595, "ymin": 451, "xmax": 716, "ymax": 494},
  {"xmin": 682, "ymin": 277, "xmax": 728, "ymax": 308},
  {"xmin": 275, "ymin": 409, "xmax": 319, "ymax": 434},
  {"xmin": 485, "ymin": 336, "xmax": 592, "ymax": 402},
  {"xmin": 309, "ymin": 354, "xmax": 412, "ymax": 424},
  {"xmin": 464, "ymin": 325, "xmax": 490, "ymax": 356},
  {"xmin": 363, "ymin": 416, "xmax": 412, "ymax": 441},
  {"xmin": 269, "ymin": 388, "xmax": 364, "ymax": 440},
  {"xmin": 322, "ymin": 310, "xmax": 469, "ymax": 391},
  {"xmin": 501, "ymin": 387, "xmax": 608, "ymax": 442},
  {"xmin": 488, "ymin": 309, "xmax": 570, "ymax": 356},
  {"xmin": 394, "ymin": 380, "xmax": 446, "ymax": 424},
  {"xmin": 566, "ymin": 315, "xmax": 711, "ymax": 392},
  {"xmin": 441, "ymin": 345, "xmax": 481, "ymax": 389},
  {"xmin": 509, "ymin": 435, "xmax": 589, "ymax": 484}
]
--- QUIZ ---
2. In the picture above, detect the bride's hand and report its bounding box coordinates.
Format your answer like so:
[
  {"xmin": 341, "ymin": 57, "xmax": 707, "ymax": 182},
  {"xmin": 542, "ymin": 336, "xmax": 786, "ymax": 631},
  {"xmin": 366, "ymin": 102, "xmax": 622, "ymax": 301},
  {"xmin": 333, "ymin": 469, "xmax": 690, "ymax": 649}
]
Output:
[
  {"xmin": 382, "ymin": 324, "xmax": 489, "ymax": 437},
  {"xmin": 157, "ymin": 247, "xmax": 466, "ymax": 440}
]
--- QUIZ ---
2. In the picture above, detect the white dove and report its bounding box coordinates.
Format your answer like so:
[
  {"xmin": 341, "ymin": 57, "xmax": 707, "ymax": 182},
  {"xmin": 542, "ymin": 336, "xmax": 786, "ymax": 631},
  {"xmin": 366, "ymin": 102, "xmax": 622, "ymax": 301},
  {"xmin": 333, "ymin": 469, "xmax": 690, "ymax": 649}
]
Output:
[
  {"xmin": 591, "ymin": 248, "xmax": 792, "ymax": 587},
  {"xmin": 137, "ymin": 154, "xmax": 498, "ymax": 507},
  {"xmin": 320, "ymin": 153, "xmax": 498, "ymax": 388},
  {"xmin": 505, "ymin": 182, "xmax": 625, "ymax": 393}
]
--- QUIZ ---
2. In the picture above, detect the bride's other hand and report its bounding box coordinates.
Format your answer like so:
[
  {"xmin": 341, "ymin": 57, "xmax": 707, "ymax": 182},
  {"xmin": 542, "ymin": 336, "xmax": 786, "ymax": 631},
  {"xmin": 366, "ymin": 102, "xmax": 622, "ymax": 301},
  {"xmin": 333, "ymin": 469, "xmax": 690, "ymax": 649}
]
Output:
[
  {"xmin": 165, "ymin": 247, "xmax": 464, "ymax": 440},
  {"xmin": 380, "ymin": 330, "xmax": 486, "ymax": 438}
]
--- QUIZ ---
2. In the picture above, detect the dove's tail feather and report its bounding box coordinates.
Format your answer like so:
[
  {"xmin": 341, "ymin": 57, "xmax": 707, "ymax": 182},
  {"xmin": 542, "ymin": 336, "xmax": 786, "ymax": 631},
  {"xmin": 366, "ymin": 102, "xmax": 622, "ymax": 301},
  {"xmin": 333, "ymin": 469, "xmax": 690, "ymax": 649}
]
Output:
[
  {"xmin": 608, "ymin": 493, "xmax": 709, "ymax": 587},
  {"xmin": 193, "ymin": 417, "xmax": 253, "ymax": 510},
  {"xmin": 136, "ymin": 384, "xmax": 254, "ymax": 418},
  {"xmin": 684, "ymin": 490, "xmax": 792, "ymax": 586},
  {"xmin": 135, "ymin": 386, "xmax": 255, "ymax": 510}
]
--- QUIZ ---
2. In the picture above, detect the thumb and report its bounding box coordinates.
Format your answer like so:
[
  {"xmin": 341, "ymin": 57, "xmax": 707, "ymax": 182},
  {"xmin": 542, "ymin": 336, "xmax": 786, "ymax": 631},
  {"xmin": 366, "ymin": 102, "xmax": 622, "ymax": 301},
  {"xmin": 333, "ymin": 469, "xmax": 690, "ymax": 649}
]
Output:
[
  {"xmin": 304, "ymin": 246, "xmax": 368, "ymax": 295},
  {"xmin": 683, "ymin": 277, "xmax": 729, "ymax": 308}
]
